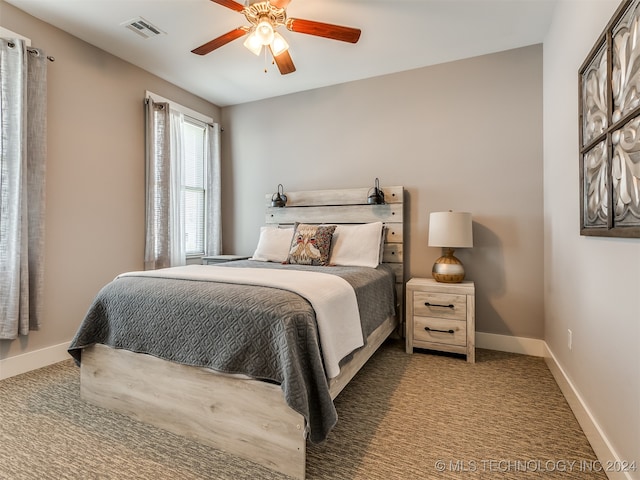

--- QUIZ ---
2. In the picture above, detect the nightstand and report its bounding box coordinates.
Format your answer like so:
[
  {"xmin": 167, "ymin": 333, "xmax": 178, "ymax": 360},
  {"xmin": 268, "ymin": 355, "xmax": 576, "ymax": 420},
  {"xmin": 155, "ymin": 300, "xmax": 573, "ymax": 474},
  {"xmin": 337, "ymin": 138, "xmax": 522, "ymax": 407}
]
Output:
[
  {"xmin": 202, "ymin": 255, "xmax": 251, "ymax": 265},
  {"xmin": 405, "ymin": 278, "xmax": 475, "ymax": 363}
]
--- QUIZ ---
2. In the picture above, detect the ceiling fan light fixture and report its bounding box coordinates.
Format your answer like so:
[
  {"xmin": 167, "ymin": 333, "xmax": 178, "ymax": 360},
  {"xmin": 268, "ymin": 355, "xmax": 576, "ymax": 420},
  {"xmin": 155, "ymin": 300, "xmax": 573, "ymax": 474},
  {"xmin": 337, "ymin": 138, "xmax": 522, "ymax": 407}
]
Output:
[
  {"xmin": 243, "ymin": 30, "xmax": 263, "ymax": 56},
  {"xmin": 256, "ymin": 19, "xmax": 275, "ymax": 45},
  {"xmin": 192, "ymin": 0, "xmax": 362, "ymax": 75},
  {"xmin": 270, "ymin": 32, "xmax": 289, "ymax": 56}
]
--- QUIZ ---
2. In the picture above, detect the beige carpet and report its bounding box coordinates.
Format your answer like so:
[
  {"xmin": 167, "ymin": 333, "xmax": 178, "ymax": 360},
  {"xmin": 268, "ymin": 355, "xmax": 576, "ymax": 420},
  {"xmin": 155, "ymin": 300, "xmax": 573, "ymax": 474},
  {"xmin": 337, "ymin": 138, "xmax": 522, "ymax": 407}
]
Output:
[{"xmin": 0, "ymin": 341, "xmax": 606, "ymax": 479}]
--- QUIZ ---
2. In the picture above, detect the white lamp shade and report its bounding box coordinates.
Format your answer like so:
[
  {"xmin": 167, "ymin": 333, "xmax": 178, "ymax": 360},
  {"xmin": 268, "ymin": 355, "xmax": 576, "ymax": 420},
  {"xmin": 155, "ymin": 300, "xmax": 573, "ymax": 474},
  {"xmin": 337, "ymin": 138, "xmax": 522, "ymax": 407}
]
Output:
[
  {"xmin": 256, "ymin": 20, "xmax": 274, "ymax": 45},
  {"xmin": 243, "ymin": 31, "xmax": 263, "ymax": 56},
  {"xmin": 271, "ymin": 32, "xmax": 289, "ymax": 56},
  {"xmin": 428, "ymin": 211, "xmax": 473, "ymax": 248}
]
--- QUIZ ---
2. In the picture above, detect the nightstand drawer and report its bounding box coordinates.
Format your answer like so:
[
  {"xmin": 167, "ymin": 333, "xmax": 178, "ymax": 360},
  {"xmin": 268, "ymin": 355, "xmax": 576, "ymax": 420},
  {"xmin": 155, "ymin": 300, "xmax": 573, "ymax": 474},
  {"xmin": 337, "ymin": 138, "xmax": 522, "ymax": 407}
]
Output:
[
  {"xmin": 412, "ymin": 291, "xmax": 466, "ymax": 320},
  {"xmin": 413, "ymin": 316, "xmax": 467, "ymax": 347}
]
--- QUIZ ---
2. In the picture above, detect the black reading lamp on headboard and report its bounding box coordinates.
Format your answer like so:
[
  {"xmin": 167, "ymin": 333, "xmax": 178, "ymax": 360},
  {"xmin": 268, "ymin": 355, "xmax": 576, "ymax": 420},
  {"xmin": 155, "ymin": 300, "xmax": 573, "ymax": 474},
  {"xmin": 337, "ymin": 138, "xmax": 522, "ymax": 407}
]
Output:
[
  {"xmin": 271, "ymin": 184, "xmax": 287, "ymax": 207},
  {"xmin": 367, "ymin": 178, "xmax": 385, "ymax": 205}
]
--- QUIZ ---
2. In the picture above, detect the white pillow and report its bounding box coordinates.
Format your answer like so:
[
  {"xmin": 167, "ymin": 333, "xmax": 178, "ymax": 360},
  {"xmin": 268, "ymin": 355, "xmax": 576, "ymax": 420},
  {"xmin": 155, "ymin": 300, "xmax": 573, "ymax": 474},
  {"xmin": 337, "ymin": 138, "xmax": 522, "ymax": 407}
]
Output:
[
  {"xmin": 251, "ymin": 226, "xmax": 294, "ymax": 262},
  {"xmin": 329, "ymin": 222, "xmax": 384, "ymax": 268}
]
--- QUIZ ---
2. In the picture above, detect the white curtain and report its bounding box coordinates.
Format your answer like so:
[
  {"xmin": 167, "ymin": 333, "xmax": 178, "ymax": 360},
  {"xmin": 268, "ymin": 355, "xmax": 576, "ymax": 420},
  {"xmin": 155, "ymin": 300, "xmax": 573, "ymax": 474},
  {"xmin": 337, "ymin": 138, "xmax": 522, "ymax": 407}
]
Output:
[
  {"xmin": 169, "ymin": 108, "xmax": 186, "ymax": 266},
  {"xmin": 0, "ymin": 39, "xmax": 47, "ymax": 340},
  {"xmin": 145, "ymin": 98, "xmax": 221, "ymax": 269},
  {"xmin": 145, "ymin": 100, "xmax": 176, "ymax": 269},
  {"xmin": 206, "ymin": 123, "xmax": 222, "ymax": 256}
]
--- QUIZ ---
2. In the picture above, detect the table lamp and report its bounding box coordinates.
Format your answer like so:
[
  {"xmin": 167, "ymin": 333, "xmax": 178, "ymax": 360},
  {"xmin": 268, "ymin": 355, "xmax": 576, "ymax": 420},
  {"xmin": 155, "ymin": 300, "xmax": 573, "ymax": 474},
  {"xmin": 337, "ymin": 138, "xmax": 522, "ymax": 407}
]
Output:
[{"xmin": 428, "ymin": 211, "xmax": 473, "ymax": 283}]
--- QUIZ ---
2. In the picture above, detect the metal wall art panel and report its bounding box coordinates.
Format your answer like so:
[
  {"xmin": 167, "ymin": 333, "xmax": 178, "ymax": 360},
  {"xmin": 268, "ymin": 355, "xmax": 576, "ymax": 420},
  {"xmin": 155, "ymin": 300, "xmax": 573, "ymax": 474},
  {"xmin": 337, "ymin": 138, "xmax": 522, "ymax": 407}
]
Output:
[
  {"xmin": 584, "ymin": 141, "xmax": 608, "ymax": 227},
  {"xmin": 579, "ymin": 0, "xmax": 640, "ymax": 237},
  {"xmin": 582, "ymin": 45, "xmax": 608, "ymax": 146}
]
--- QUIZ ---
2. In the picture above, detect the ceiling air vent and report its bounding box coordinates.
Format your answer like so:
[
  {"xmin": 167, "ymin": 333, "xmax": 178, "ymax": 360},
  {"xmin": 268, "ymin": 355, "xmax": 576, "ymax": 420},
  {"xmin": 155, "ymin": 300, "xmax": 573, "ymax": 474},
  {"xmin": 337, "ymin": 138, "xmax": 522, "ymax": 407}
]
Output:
[{"xmin": 122, "ymin": 17, "xmax": 165, "ymax": 39}]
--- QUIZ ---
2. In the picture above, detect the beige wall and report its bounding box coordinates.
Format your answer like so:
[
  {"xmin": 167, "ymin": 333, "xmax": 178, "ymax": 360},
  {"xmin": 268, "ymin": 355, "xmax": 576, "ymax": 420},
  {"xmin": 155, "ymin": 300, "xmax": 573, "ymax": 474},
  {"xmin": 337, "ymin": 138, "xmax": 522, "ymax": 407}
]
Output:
[
  {"xmin": 0, "ymin": 1, "xmax": 220, "ymax": 361},
  {"xmin": 544, "ymin": 0, "xmax": 640, "ymax": 471},
  {"xmin": 221, "ymin": 44, "xmax": 544, "ymax": 339}
]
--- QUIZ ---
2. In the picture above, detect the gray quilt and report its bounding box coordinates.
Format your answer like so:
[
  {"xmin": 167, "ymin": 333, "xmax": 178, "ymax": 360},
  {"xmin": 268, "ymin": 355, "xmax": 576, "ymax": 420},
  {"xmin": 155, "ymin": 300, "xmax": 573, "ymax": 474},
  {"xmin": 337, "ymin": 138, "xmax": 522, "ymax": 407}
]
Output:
[{"xmin": 68, "ymin": 260, "xmax": 396, "ymax": 443}]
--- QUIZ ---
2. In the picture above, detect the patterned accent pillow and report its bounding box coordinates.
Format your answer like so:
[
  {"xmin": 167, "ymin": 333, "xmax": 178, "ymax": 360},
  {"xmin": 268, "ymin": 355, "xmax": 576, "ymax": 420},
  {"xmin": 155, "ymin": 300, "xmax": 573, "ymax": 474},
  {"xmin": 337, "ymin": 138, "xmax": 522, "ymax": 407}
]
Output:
[{"xmin": 286, "ymin": 223, "xmax": 337, "ymax": 266}]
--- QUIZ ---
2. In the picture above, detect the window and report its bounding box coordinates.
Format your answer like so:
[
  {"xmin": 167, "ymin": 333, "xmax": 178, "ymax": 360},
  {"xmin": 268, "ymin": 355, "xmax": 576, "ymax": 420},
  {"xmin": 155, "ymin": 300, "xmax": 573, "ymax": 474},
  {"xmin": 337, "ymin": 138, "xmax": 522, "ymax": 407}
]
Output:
[
  {"xmin": 144, "ymin": 92, "xmax": 221, "ymax": 269},
  {"xmin": 183, "ymin": 118, "xmax": 206, "ymax": 256}
]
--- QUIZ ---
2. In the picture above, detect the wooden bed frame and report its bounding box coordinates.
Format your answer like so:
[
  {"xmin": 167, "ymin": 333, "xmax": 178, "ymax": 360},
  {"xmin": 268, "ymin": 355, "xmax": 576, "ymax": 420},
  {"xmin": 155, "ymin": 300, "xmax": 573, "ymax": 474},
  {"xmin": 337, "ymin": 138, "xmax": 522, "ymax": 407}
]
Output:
[{"xmin": 79, "ymin": 185, "xmax": 404, "ymax": 479}]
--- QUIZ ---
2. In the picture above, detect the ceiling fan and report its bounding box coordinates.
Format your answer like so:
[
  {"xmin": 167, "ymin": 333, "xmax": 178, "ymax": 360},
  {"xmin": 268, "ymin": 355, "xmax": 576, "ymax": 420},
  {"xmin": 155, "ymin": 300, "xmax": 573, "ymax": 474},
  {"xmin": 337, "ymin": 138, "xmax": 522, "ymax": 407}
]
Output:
[{"xmin": 191, "ymin": 0, "xmax": 362, "ymax": 75}]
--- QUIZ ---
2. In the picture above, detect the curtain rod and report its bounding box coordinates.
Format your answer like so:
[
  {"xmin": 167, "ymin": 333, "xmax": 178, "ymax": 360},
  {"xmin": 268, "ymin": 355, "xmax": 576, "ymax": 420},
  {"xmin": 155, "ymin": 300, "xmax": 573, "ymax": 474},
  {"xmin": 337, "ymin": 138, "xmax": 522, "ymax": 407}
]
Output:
[
  {"xmin": 6, "ymin": 40, "xmax": 55, "ymax": 62},
  {"xmin": 144, "ymin": 97, "xmax": 223, "ymax": 131}
]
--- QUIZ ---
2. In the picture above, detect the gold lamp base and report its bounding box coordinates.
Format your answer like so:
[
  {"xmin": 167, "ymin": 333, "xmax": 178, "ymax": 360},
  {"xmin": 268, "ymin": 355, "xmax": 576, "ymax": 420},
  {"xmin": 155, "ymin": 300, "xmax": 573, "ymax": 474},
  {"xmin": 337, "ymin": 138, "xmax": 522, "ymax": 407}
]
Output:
[{"xmin": 432, "ymin": 248, "xmax": 466, "ymax": 283}]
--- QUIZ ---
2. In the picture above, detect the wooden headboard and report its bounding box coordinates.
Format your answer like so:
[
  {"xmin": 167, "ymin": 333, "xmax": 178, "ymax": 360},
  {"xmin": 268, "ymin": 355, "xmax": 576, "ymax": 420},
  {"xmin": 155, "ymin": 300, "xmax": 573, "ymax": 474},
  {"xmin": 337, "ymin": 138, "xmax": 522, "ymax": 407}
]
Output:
[{"xmin": 264, "ymin": 185, "xmax": 405, "ymax": 317}]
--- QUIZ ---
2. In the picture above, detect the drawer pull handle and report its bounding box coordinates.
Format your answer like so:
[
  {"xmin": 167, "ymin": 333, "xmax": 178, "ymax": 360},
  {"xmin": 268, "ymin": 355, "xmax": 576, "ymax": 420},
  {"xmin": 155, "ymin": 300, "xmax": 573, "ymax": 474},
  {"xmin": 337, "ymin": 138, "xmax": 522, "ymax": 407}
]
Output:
[
  {"xmin": 425, "ymin": 326, "xmax": 455, "ymax": 334},
  {"xmin": 425, "ymin": 302, "xmax": 454, "ymax": 309}
]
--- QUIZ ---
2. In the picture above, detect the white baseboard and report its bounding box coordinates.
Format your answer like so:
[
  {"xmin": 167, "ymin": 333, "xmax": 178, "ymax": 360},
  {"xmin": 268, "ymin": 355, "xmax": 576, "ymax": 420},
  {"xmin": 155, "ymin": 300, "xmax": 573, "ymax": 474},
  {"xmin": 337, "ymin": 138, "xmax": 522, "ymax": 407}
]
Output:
[
  {"xmin": 0, "ymin": 342, "xmax": 71, "ymax": 381},
  {"xmin": 476, "ymin": 331, "xmax": 546, "ymax": 357},
  {"xmin": 544, "ymin": 344, "xmax": 632, "ymax": 480}
]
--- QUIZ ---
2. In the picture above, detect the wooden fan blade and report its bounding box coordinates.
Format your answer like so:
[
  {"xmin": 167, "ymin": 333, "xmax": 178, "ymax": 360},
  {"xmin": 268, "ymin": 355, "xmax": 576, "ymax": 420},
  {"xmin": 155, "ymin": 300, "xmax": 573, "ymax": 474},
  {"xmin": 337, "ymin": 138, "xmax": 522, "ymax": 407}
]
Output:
[
  {"xmin": 286, "ymin": 18, "xmax": 361, "ymax": 43},
  {"xmin": 210, "ymin": 0, "xmax": 245, "ymax": 12},
  {"xmin": 191, "ymin": 28, "xmax": 247, "ymax": 55},
  {"xmin": 270, "ymin": 0, "xmax": 292, "ymax": 8},
  {"xmin": 269, "ymin": 46, "xmax": 296, "ymax": 75}
]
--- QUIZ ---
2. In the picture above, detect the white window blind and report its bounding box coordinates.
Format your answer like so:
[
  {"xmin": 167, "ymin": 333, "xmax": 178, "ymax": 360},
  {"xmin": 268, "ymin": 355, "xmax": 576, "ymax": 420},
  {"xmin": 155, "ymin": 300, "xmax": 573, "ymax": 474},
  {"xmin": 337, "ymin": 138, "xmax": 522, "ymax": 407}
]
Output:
[{"xmin": 183, "ymin": 118, "xmax": 206, "ymax": 256}]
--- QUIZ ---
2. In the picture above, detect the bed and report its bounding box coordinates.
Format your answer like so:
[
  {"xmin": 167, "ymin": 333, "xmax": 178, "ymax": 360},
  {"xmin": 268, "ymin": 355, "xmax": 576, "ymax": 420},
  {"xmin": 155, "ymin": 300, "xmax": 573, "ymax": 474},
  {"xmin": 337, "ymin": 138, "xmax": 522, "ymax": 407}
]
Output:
[{"xmin": 68, "ymin": 185, "xmax": 404, "ymax": 479}]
